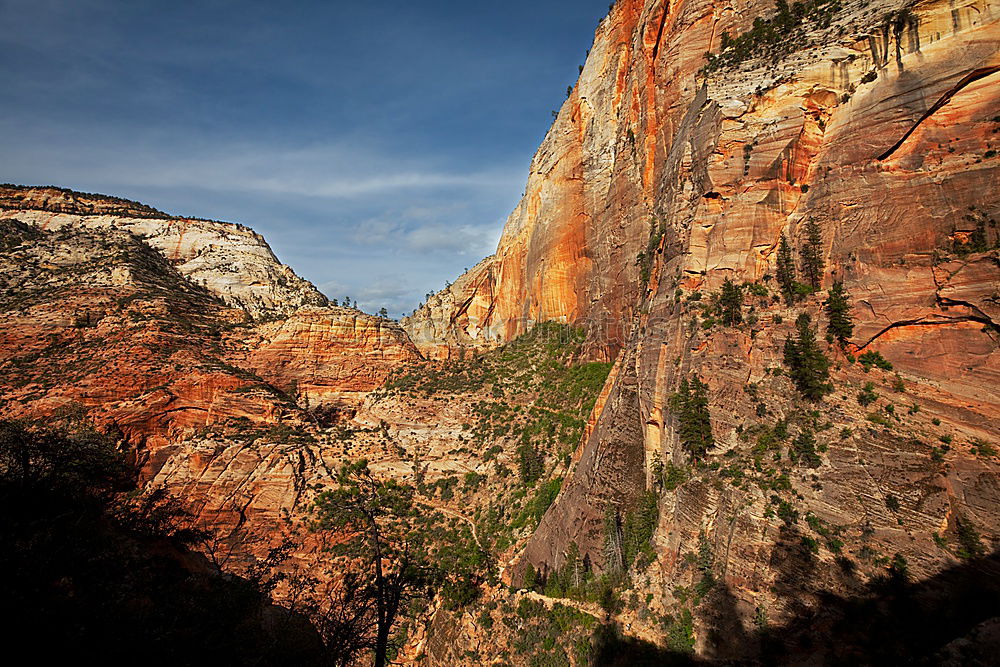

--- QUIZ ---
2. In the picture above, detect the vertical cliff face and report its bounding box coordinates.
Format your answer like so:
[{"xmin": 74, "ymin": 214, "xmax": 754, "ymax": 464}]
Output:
[
  {"xmin": 405, "ymin": 0, "xmax": 999, "ymax": 650},
  {"xmin": 407, "ymin": 0, "xmax": 998, "ymax": 361}
]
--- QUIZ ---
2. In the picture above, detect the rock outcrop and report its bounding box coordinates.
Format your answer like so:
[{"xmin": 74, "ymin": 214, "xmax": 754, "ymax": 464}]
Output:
[
  {"xmin": 0, "ymin": 217, "xmax": 298, "ymax": 473},
  {"xmin": 228, "ymin": 306, "xmax": 421, "ymax": 413},
  {"xmin": 0, "ymin": 207, "xmax": 416, "ymax": 481},
  {"xmin": 2, "ymin": 0, "xmax": 999, "ymax": 660},
  {"xmin": 1, "ymin": 185, "xmax": 329, "ymax": 318}
]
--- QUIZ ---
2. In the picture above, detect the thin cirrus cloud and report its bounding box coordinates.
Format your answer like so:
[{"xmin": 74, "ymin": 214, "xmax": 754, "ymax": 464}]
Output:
[
  {"xmin": 354, "ymin": 215, "xmax": 501, "ymax": 256},
  {"xmin": 9, "ymin": 138, "xmax": 519, "ymax": 203}
]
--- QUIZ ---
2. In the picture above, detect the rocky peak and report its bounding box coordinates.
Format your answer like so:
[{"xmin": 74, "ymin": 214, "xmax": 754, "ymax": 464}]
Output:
[{"xmin": 1, "ymin": 184, "xmax": 329, "ymax": 319}]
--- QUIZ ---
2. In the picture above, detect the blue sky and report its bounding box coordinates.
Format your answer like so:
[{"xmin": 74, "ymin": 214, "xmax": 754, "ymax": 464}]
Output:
[{"xmin": 0, "ymin": 0, "xmax": 611, "ymax": 316}]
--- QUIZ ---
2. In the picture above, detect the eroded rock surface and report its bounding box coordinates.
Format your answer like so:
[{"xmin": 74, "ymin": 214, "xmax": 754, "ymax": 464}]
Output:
[
  {"xmin": 403, "ymin": 0, "xmax": 999, "ymax": 657},
  {"xmin": 2, "ymin": 185, "xmax": 328, "ymax": 318}
]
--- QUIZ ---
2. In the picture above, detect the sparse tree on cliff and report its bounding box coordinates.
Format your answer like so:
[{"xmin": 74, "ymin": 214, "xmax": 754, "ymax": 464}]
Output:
[
  {"xmin": 824, "ymin": 281, "xmax": 854, "ymax": 345},
  {"xmin": 670, "ymin": 375, "xmax": 713, "ymax": 459},
  {"xmin": 801, "ymin": 218, "xmax": 825, "ymax": 289},
  {"xmin": 776, "ymin": 233, "xmax": 797, "ymax": 303},
  {"xmin": 378, "ymin": 307, "xmax": 389, "ymax": 319},
  {"xmin": 783, "ymin": 313, "xmax": 832, "ymax": 400},
  {"xmin": 517, "ymin": 440, "xmax": 544, "ymax": 485},
  {"xmin": 719, "ymin": 277, "xmax": 743, "ymax": 326},
  {"xmin": 968, "ymin": 212, "xmax": 991, "ymax": 253},
  {"xmin": 790, "ymin": 428, "xmax": 821, "ymax": 467},
  {"xmin": 313, "ymin": 460, "xmax": 436, "ymax": 667}
]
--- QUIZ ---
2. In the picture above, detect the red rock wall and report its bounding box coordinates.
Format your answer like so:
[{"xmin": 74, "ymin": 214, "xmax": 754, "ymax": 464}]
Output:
[
  {"xmin": 230, "ymin": 306, "xmax": 422, "ymax": 408},
  {"xmin": 409, "ymin": 0, "xmax": 1000, "ymax": 624}
]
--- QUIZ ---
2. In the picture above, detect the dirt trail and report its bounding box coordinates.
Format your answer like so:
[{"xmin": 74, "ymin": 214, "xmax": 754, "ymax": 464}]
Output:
[
  {"xmin": 522, "ymin": 590, "xmax": 604, "ymax": 619},
  {"xmin": 423, "ymin": 501, "xmax": 482, "ymax": 550}
]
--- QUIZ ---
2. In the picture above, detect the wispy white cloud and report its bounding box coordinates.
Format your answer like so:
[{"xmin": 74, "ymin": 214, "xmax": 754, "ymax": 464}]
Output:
[
  {"xmin": 352, "ymin": 217, "xmax": 501, "ymax": 256},
  {"xmin": 25, "ymin": 140, "xmax": 521, "ymax": 202}
]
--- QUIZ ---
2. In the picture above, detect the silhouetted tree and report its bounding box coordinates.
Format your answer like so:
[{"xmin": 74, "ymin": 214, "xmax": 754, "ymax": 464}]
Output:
[
  {"xmin": 0, "ymin": 419, "xmax": 336, "ymax": 664},
  {"xmin": 313, "ymin": 460, "xmax": 437, "ymax": 667}
]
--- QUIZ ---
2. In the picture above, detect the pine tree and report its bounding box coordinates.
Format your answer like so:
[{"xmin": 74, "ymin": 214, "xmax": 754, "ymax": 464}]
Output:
[
  {"xmin": 523, "ymin": 563, "xmax": 539, "ymax": 590},
  {"xmin": 670, "ymin": 376, "xmax": 713, "ymax": 459},
  {"xmin": 603, "ymin": 505, "xmax": 625, "ymax": 575},
  {"xmin": 564, "ymin": 541, "xmax": 582, "ymax": 589},
  {"xmin": 776, "ymin": 233, "xmax": 796, "ymax": 303},
  {"xmin": 969, "ymin": 215, "xmax": 989, "ymax": 253},
  {"xmin": 824, "ymin": 281, "xmax": 854, "ymax": 345},
  {"xmin": 719, "ymin": 277, "xmax": 743, "ymax": 326},
  {"xmin": 783, "ymin": 313, "xmax": 832, "ymax": 400},
  {"xmin": 801, "ymin": 218, "xmax": 825, "ymax": 289},
  {"xmin": 791, "ymin": 429, "xmax": 821, "ymax": 467},
  {"xmin": 517, "ymin": 440, "xmax": 544, "ymax": 485}
]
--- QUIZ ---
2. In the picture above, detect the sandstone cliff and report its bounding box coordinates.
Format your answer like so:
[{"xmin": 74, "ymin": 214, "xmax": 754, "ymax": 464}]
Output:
[
  {"xmin": 402, "ymin": 0, "xmax": 999, "ymax": 658},
  {"xmin": 2, "ymin": 0, "xmax": 998, "ymax": 659},
  {"xmin": 229, "ymin": 307, "xmax": 420, "ymax": 414},
  {"xmin": 0, "ymin": 206, "xmax": 417, "ymax": 483}
]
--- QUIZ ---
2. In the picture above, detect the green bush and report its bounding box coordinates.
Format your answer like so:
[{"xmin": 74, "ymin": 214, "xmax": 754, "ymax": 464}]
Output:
[{"xmin": 859, "ymin": 350, "xmax": 893, "ymax": 372}]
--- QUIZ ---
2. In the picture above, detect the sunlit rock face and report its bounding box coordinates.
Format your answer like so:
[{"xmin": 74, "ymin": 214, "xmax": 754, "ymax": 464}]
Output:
[
  {"xmin": 0, "ymin": 190, "xmax": 416, "ymax": 482},
  {"xmin": 230, "ymin": 306, "xmax": 421, "ymax": 409},
  {"xmin": 406, "ymin": 0, "xmax": 999, "ymax": 648},
  {"xmin": 1, "ymin": 185, "xmax": 329, "ymax": 318},
  {"xmin": 0, "ymin": 0, "xmax": 997, "ymax": 658},
  {"xmin": 407, "ymin": 0, "xmax": 998, "ymax": 367}
]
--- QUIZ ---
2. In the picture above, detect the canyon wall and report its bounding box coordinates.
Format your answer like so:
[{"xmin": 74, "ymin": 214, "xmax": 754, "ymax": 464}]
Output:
[
  {"xmin": 0, "ymin": 191, "xmax": 418, "ymax": 481},
  {"xmin": 1, "ymin": 0, "xmax": 998, "ymax": 657},
  {"xmin": 405, "ymin": 0, "xmax": 999, "ymax": 649}
]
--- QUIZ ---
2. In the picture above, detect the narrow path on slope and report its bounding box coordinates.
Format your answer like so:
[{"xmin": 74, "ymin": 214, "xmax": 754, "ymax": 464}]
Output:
[
  {"xmin": 522, "ymin": 590, "xmax": 604, "ymax": 619},
  {"xmin": 422, "ymin": 500, "xmax": 482, "ymax": 550}
]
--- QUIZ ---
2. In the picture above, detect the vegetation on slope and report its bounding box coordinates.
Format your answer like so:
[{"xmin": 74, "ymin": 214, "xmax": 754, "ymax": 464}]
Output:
[
  {"xmin": 701, "ymin": 0, "xmax": 843, "ymax": 74},
  {"xmin": 321, "ymin": 322, "xmax": 615, "ymax": 664}
]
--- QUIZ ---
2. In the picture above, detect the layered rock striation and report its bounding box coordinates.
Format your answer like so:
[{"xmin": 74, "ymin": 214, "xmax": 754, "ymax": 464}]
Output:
[
  {"xmin": 0, "ymin": 198, "xmax": 417, "ymax": 481},
  {"xmin": 403, "ymin": 0, "xmax": 999, "ymax": 654}
]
